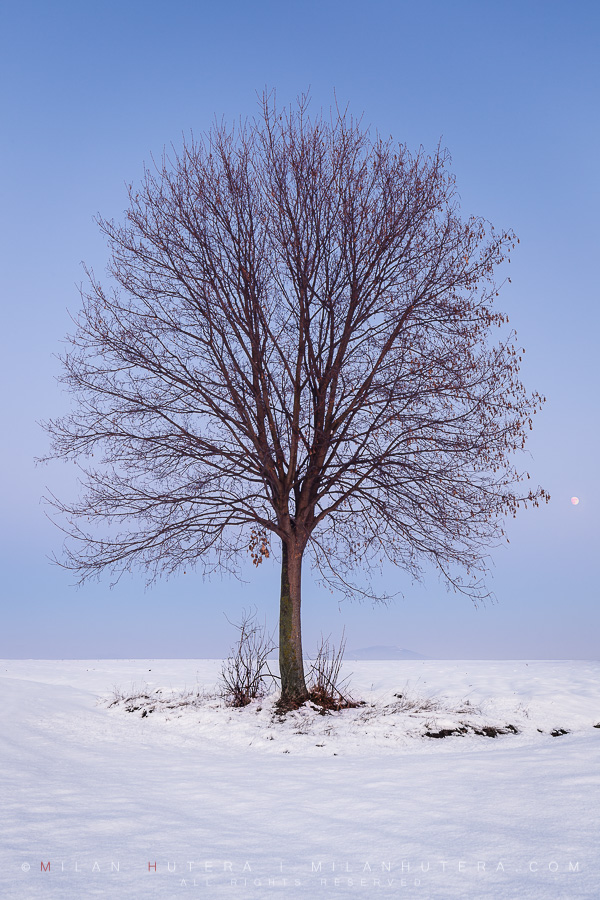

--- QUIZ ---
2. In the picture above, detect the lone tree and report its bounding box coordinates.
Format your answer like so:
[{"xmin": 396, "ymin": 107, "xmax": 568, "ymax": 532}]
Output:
[{"xmin": 43, "ymin": 95, "xmax": 546, "ymax": 705}]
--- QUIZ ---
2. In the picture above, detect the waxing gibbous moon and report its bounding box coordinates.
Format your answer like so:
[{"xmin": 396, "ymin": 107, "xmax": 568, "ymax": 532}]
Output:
[{"xmin": 571, "ymin": 497, "xmax": 580, "ymax": 505}]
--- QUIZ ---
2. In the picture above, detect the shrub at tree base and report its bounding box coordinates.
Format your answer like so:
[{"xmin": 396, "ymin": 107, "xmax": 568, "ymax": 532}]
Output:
[{"xmin": 219, "ymin": 609, "xmax": 275, "ymax": 707}]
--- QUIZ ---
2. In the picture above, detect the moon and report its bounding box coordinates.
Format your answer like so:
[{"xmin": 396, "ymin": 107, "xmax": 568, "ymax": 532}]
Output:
[{"xmin": 571, "ymin": 497, "xmax": 580, "ymax": 505}]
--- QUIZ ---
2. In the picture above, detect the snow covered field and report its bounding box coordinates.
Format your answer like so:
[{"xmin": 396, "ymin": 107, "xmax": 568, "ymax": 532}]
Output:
[{"xmin": 1, "ymin": 659, "xmax": 599, "ymax": 899}]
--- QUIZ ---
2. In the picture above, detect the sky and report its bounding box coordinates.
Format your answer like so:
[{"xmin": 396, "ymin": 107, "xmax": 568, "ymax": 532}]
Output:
[{"xmin": 0, "ymin": 0, "xmax": 598, "ymax": 660}]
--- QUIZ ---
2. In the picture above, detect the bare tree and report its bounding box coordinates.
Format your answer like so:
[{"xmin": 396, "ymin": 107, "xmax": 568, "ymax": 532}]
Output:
[{"xmin": 42, "ymin": 93, "xmax": 547, "ymax": 705}]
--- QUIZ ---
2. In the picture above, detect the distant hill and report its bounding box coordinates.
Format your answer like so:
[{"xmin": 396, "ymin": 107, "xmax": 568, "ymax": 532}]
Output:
[{"xmin": 345, "ymin": 645, "xmax": 428, "ymax": 660}]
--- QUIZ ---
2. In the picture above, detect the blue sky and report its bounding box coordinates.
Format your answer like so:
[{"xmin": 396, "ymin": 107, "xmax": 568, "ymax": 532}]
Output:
[{"xmin": 1, "ymin": 0, "xmax": 598, "ymax": 659}]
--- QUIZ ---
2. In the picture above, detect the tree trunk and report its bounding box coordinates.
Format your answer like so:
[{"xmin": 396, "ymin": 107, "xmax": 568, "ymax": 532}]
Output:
[{"xmin": 279, "ymin": 539, "xmax": 308, "ymax": 704}]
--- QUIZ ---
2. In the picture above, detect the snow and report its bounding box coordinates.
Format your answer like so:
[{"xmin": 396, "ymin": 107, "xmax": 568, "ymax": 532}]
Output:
[
  {"xmin": 1, "ymin": 659, "xmax": 599, "ymax": 898},
  {"xmin": 345, "ymin": 646, "xmax": 428, "ymax": 660}
]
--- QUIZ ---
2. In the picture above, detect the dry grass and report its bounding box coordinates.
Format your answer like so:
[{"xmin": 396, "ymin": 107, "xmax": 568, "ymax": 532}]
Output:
[
  {"xmin": 355, "ymin": 688, "xmax": 482, "ymax": 724},
  {"xmin": 107, "ymin": 683, "xmax": 216, "ymax": 717}
]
